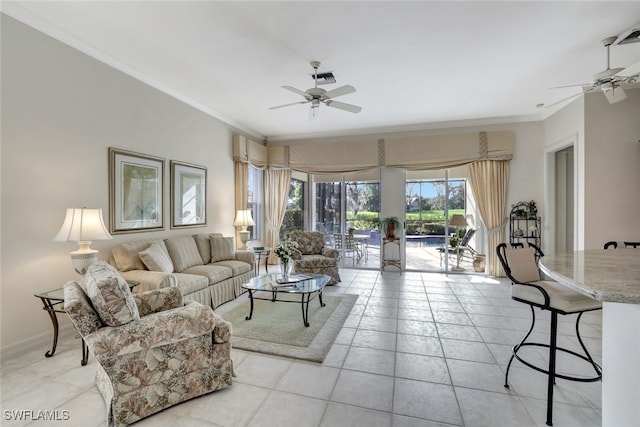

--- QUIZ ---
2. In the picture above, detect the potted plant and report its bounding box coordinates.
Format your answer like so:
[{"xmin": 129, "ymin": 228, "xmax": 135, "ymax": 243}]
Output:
[
  {"xmin": 347, "ymin": 227, "xmax": 355, "ymax": 236},
  {"xmin": 449, "ymin": 236, "xmax": 460, "ymax": 247},
  {"xmin": 380, "ymin": 216, "xmax": 401, "ymax": 239}
]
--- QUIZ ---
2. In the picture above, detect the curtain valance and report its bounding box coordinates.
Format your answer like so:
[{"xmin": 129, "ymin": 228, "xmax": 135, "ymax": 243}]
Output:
[
  {"xmin": 236, "ymin": 131, "xmax": 514, "ymax": 173},
  {"xmin": 232, "ymin": 134, "xmax": 268, "ymax": 169}
]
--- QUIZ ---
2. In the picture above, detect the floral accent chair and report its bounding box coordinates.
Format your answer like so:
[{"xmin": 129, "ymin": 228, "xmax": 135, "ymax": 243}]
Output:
[
  {"xmin": 287, "ymin": 230, "xmax": 341, "ymax": 284},
  {"xmin": 63, "ymin": 262, "xmax": 233, "ymax": 427}
]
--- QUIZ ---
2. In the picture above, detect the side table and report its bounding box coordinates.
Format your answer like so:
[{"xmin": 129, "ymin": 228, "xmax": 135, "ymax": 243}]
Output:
[
  {"xmin": 34, "ymin": 287, "xmax": 89, "ymax": 366},
  {"xmin": 35, "ymin": 281, "xmax": 139, "ymax": 366},
  {"xmin": 381, "ymin": 237, "xmax": 402, "ymax": 271},
  {"xmin": 251, "ymin": 247, "xmax": 271, "ymax": 275}
]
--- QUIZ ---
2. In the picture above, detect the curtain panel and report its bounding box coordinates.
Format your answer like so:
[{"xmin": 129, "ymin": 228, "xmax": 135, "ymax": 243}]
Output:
[
  {"xmin": 234, "ymin": 161, "xmax": 249, "ymax": 248},
  {"xmin": 468, "ymin": 160, "xmax": 510, "ymax": 276},
  {"xmin": 264, "ymin": 169, "xmax": 292, "ymax": 264}
]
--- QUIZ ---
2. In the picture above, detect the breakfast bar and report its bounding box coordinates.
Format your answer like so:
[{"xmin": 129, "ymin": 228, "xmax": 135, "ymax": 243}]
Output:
[{"xmin": 539, "ymin": 249, "xmax": 640, "ymax": 427}]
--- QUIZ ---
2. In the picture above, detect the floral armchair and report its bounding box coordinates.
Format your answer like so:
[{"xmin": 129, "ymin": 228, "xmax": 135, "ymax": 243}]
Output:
[
  {"xmin": 287, "ymin": 230, "xmax": 341, "ymax": 284},
  {"xmin": 63, "ymin": 262, "xmax": 233, "ymax": 427}
]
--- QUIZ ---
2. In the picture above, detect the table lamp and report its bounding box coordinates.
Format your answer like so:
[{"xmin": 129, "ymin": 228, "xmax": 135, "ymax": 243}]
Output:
[
  {"xmin": 234, "ymin": 209, "xmax": 255, "ymax": 250},
  {"xmin": 53, "ymin": 208, "xmax": 112, "ymax": 274}
]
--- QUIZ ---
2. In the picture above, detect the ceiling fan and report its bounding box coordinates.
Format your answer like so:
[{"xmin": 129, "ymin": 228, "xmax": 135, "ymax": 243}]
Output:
[
  {"xmin": 547, "ymin": 36, "xmax": 640, "ymax": 107},
  {"xmin": 269, "ymin": 61, "xmax": 362, "ymax": 116}
]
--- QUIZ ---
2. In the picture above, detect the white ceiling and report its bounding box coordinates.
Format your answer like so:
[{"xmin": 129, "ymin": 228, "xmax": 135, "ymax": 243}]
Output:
[{"xmin": 4, "ymin": 1, "xmax": 640, "ymax": 141}]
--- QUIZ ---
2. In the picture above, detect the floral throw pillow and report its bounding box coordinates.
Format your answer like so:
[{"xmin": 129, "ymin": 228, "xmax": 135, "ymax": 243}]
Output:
[{"xmin": 82, "ymin": 262, "xmax": 140, "ymax": 327}]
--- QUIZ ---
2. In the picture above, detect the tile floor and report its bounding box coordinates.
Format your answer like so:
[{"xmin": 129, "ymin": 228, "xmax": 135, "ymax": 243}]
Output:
[{"xmin": 1, "ymin": 270, "xmax": 603, "ymax": 427}]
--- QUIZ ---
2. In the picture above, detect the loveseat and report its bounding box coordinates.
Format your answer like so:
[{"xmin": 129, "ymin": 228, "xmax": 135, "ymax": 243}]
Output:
[
  {"xmin": 64, "ymin": 262, "xmax": 233, "ymax": 427},
  {"xmin": 109, "ymin": 233, "xmax": 255, "ymax": 308},
  {"xmin": 287, "ymin": 230, "xmax": 341, "ymax": 284}
]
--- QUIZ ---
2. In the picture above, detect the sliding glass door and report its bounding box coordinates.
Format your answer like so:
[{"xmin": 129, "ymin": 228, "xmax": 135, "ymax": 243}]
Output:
[
  {"xmin": 314, "ymin": 170, "xmax": 380, "ymax": 269},
  {"xmin": 405, "ymin": 167, "xmax": 472, "ymax": 272}
]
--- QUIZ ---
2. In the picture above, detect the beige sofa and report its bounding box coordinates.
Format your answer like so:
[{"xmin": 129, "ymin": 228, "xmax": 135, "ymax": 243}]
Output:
[{"xmin": 109, "ymin": 233, "xmax": 255, "ymax": 308}]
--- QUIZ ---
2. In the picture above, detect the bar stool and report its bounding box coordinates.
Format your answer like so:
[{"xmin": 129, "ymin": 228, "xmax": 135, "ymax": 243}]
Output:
[
  {"xmin": 496, "ymin": 243, "xmax": 602, "ymax": 426},
  {"xmin": 603, "ymin": 241, "xmax": 617, "ymax": 249}
]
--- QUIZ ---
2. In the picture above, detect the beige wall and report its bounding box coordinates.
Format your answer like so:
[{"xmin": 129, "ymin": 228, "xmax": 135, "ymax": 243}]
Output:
[
  {"xmin": 584, "ymin": 89, "xmax": 640, "ymax": 249},
  {"xmin": 1, "ymin": 16, "xmax": 238, "ymax": 353},
  {"xmin": 542, "ymin": 89, "xmax": 640, "ymax": 251}
]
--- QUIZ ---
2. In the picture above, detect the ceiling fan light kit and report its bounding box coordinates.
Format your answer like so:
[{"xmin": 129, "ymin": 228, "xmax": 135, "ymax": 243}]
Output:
[
  {"xmin": 269, "ymin": 61, "xmax": 362, "ymax": 116},
  {"xmin": 548, "ymin": 34, "xmax": 639, "ymax": 107}
]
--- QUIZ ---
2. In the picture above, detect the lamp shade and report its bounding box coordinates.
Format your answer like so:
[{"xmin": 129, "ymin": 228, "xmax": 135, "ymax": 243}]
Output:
[
  {"xmin": 53, "ymin": 208, "xmax": 112, "ymax": 242},
  {"xmin": 233, "ymin": 209, "xmax": 255, "ymax": 228},
  {"xmin": 449, "ymin": 214, "xmax": 467, "ymax": 227}
]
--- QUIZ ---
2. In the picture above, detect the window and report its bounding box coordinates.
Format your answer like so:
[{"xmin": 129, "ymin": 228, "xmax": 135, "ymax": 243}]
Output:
[
  {"xmin": 281, "ymin": 178, "xmax": 305, "ymax": 239},
  {"xmin": 247, "ymin": 166, "xmax": 263, "ymax": 241},
  {"xmin": 405, "ymin": 178, "xmax": 466, "ymax": 237}
]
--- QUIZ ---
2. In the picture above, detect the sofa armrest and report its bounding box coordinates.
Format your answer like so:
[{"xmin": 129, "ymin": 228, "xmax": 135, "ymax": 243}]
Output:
[
  {"xmin": 133, "ymin": 287, "xmax": 184, "ymax": 317},
  {"xmin": 85, "ymin": 301, "xmax": 216, "ymax": 360},
  {"xmin": 321, "ymin": 248, "xmax": 339, "ymax": 258},
  {"xmin": 235, "ymin": 250, "xmax": 255, "ymax": 266}
]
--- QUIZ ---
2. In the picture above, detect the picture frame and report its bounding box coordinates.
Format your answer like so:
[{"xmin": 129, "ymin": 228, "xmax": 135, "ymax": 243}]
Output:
[
  {"xmin": 170, "ymin": 160, "xmax": 207, "ymax": 228},
  {"xmin": 109, "ymin": 148, "xmax": 164, "ymax": 234}
]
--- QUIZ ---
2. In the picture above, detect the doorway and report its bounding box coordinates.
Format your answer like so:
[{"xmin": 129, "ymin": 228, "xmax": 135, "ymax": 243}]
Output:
[{"xmin": 555, "ymin": 146, "xmax": 574, "ymax": 252}]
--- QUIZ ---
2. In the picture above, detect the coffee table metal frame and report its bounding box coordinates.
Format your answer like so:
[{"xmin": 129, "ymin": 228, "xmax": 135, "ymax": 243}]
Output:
[{"xmin": 242, "ymin": 273, "xmax": 329, "ymax": 327}]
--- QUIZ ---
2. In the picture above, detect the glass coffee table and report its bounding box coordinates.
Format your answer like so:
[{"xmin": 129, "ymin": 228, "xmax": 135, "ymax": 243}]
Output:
[{"xmin": 242, "ymin": 273, "xmax": 330, "ymax": 327}]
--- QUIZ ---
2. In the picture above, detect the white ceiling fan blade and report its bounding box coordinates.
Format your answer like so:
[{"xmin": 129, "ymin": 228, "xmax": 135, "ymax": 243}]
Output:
[
  {"xmin": 269, "ymin": 101, "xmax": 308, "ymax": 110},
  {"xmin": 614, "ymin": 61, "xmax": 640, "ymax": 82},
  {"xmin": 543, "ymin": 92, "xmax": 582, "ymax": 109},
  {"xmin": 281, "ymin": 85, "xmax": 311, "ymax": 98},
  {"xmin": 323, "ymin": 85, "xmax": 356, "ymax": 99},
  {"xmin": 325, "ymin": 100, "xmax": 362, "ymax": 113},
  {"xmin": 603, "ymin": 85, "xmax": 627, "ymax": 104}
]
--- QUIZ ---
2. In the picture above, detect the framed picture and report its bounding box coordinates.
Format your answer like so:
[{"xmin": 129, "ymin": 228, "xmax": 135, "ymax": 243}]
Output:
[
  {"xmin": 109, "ymin": 148, "xmax": 164, "ymax": 234},
  {"xmin": 170, "ymin": 160, "xmax": 207, "ymax": 228}
]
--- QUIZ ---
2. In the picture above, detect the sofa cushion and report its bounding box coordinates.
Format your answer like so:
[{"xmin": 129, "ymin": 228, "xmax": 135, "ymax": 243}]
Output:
[
  {"xmin": 210, "ymin": 236, "xmax": 235, "ymax": 262},
  {"xmin": 173, "ymin": 273, "xmax": 210, "ymax": 295},
  {"xmin": 112, "ymin": 239, "xmax": 162, "ymax": 272},
  {"xmin": 181, "ymin": 265, "xmax": 233, "ymax": 284},
  {"xmin": 212, "ymin": 260, "xmax": 252, "ymax": 276},
  {"xmin": 139, "ymin": 242, "xmax": 174, "ymax": 273},
  {"xmin": 165, "ymin": 236, "xmax": 204, "ymax": 272},
  {"xmin": 81, "ymin": 262, "xmax": 140, "ymax": 327},
  {"xmin": 193, "ymin": 233, "xmax": 223, "ymax": 264},
  {"xmin": 295, "ymin": 254, "xmax": 339, "ymax": 268}
]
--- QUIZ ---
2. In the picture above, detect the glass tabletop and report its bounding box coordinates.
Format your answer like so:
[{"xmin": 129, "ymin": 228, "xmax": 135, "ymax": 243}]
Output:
[
  {"xmin": 243, "ymin": 273, "xmax": 329, "ymax": 294},
  {"xmin": 34, "ymin": 288, "xmax": 65, "ymax": 301}
]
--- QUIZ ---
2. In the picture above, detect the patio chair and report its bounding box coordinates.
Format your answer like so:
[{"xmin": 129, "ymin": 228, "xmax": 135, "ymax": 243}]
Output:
[
  {"xmin": 333, "ymin": 233, "xmax": 360, "ymax": 266},
  {"xmin": 437, "ymin": 228, "xmax": 477, "ymax": 266},
  {"xmin": 496, "ymin": 243, "xmax": 602, "ymax": 426}
]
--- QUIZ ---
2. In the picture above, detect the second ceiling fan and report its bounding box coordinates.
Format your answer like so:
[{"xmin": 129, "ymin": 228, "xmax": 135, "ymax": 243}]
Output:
[{"xmin": 269, "ymin": 61, "xmax": 362, "ymax": 116}]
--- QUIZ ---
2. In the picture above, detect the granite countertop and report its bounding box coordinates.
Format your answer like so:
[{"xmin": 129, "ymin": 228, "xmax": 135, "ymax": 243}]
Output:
[{"xmin": 539, "ymin": 249, "xmax": 640, "ymax": 304}]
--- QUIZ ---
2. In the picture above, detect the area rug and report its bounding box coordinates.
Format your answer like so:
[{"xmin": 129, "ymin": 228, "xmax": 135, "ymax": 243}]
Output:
[{"xmin": 218, "ymin": 293, "xmax": 357, "ymax": 362}]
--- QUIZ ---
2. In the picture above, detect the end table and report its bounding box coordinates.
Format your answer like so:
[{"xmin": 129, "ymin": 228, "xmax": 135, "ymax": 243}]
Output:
[
  {"xmin": 251, "ymin": 247, "xmax": 271, "ymax": 275},
  {"xmin": 34, "ymin": 287, "xmax": 89, "ymax": 366}
]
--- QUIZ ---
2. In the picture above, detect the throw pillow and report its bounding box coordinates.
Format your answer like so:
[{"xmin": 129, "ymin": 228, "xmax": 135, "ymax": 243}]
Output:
[
  {"xmin": 210, "ymin": 236, "xmax": 235, "ymax": 262},
  {"xmin": 164, "ymin": 235, "xmax": 204, "ymax": 272},
  {"xmin": 82, "ymin": 262, "xmax": 140, "ymax": 327},
  {"xmin": 111, "ymin": 239, "xmax": 159, "ymax": 272},
  {"xmin": 505, "ymin": 247, "xmax": 541, "ymax": 283},
  {"xmin": 139, "ymin": 242, "xmax": 174, "ymax": 273},
  {"xmin": 193, "ymin": 233, "xmax": 223, "ymax": 264}
]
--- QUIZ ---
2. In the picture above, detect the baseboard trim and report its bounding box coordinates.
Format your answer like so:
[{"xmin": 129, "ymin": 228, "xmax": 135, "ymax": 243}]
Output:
[{"xmin": 1, "ymin": 323, "xmax": 76, "ymax": 363}]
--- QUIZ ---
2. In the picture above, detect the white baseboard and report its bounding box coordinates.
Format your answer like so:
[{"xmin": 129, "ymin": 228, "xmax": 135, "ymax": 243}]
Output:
[{"xmin": 1, "ymin": 323, "xmax": 76, "ymax": 363}]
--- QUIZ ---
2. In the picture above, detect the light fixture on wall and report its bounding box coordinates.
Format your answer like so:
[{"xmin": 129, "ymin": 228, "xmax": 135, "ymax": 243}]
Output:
[
  {"xmin": 233, "ymin": 209, "xmax": 255, "ymax": 250},
  {"xmin": 53, "ymin": 208, "xmax": 112, "ymax": 274}
]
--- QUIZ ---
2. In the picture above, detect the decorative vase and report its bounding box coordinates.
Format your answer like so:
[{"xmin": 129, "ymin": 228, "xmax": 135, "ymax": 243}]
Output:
[
  {"xmin": 473, "ymin": 254, "xmax": 486, "ymax": 272},
  {"xmin": 280, "ymin": 258, "xmax": 292, "ymax": 280}
]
